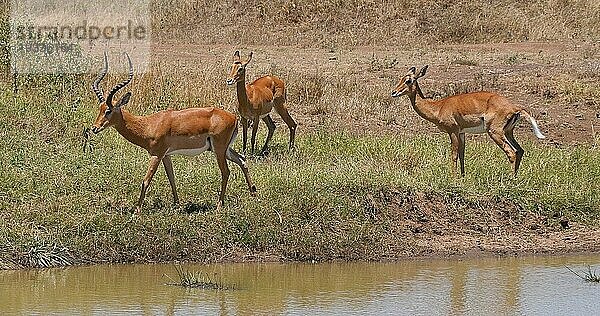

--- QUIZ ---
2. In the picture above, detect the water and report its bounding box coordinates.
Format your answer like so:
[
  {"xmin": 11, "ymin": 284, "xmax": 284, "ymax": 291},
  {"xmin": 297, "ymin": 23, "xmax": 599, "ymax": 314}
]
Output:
[{"xmin": 1, "ymin": 255, "xmax": 599, "ymax": 315}]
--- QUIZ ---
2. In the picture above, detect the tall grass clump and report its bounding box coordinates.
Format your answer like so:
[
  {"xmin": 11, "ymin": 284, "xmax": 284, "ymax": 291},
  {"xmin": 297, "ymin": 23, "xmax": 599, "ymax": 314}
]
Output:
[
  {"xmin": 164, "ymin": 264, "xmax": 233, "ymax": 289},
  {"xmin": 566, "ymin": 265, "xmax": 600, "ymax": 283}
]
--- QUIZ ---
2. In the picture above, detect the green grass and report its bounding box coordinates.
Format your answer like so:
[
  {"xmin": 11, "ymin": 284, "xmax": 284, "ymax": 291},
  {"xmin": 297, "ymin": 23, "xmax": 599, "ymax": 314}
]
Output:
[
  {"xmin": 1, "ymin": 75, "xmax": 599, "ymax": 269},
  {"xmin": 164, "ymin": 264, "xmax": 233, "ymax": 289},
  {"xmin": 566, "ymin": 265, "xmax": 600, "ymax": 283}
]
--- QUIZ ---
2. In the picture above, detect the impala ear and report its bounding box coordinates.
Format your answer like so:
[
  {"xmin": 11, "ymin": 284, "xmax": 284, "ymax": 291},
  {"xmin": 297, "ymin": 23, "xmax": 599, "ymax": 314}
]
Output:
[
  {"xmin": 245, "ymin": 52, "xmax": 253, "ymax": 65},
  {"xmin": 233, "ymin": 50, "xmax": 241, "ymax": 61},
  {"xmin": 416, "ymin": 65, "xmax": 429, "ymax": 79},
  {"xmin": 116, "ymin": 92, "xmax": 132, "ymax": 109},
  {"xmin": 406, "ymin": 66, "xmax": 416, "ymax": 76}
]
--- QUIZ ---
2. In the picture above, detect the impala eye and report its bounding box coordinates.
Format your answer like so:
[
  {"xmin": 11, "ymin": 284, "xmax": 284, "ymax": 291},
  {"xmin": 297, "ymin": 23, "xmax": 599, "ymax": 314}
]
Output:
[
  {"xmin": 105, "ymin": 109, "xmax": 112, "ymax": 115},
  {"xmin": 405, "ymin": 78, "xmax": 413, "ymax": 84}
]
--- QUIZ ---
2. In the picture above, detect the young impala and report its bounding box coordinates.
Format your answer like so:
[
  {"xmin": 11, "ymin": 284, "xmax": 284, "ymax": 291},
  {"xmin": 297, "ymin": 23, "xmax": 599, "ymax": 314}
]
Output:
[
  {"xmin": 91, "ymin": 53, "xmax": 256, "ymax": 211},
  {"xmin": 391, "ymin": 65, "xmax": 546, "ymax": 176},
  {"xmin": 226, "ymin": 51, "xmax": 297, "ymax": 155}
]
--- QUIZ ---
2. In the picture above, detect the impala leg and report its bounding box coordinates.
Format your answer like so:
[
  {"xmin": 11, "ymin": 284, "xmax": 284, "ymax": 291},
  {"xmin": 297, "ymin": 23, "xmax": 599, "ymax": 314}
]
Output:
[
  {"xmin": 458, "ymin": 133, "xmax": 466, "ymax": 176},
  {"xmin": 449, "ymin": 133, "xmax": 460, "ymax": 176},
  {"xmin": 137, "ymin": 156, "xmax": 161, "ymax": 212},
  {"xmin": 505, "ymin": 129, "xmax": 524, "ymax": 176},
  {"xmin": 274, "ymin": 103, "xmax": 297, "ymax": 150},
  {"xmin": 260, "ymin": 115, "xmax": 276, "ymax": 156},
  {"xmin": 488, "ymin": 130, "xmax": 518, "ymax": 175},
  {"xmin": 240, "ymin": 117, "xmax": 249, "ymax": 154},
  {"xmin": 162, "ymin": 155, "xmax": 179, "ymax": 205},
  {"xmin": 250, "ymin": 117, "xmax": 260, "ymax": 155},
  {"xmin": 214, "ymin": 150, "xmax": 230, "ymax": 211},
  {"xmin": 226, "ymin": 147, "xmax": 257, "ymax": 195}
]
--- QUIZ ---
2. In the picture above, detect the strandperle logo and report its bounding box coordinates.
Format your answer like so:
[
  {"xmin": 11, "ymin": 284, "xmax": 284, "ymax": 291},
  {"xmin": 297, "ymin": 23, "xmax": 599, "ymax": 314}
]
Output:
[
  {"xmin": 10, "ymin": 0, "xmax": 151, "ymax": 74},
  {"xmin": 13, "ymin": 20, "xmax": 148, "ymax": 41}
]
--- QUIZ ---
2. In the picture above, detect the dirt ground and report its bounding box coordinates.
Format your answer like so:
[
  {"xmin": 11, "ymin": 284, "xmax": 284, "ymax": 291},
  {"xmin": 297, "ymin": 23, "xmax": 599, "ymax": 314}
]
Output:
[
  {"xmin": 217, "ymin": 188, "xmax": 600, "ymax": 263},
  {"xmin": 151, "ymin": 41, "xmax": 600, "ymax": 146},
  {"xmin": 374, "ymin": 190, "xmax": 600, "ymax": 259}
]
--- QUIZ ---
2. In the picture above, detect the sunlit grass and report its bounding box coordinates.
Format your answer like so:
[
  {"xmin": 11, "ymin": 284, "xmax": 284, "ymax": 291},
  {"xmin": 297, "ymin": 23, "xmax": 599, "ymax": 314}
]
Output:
[{"xmin": 1, "ymin": 56, "xmax": 599, "ymax": 268}]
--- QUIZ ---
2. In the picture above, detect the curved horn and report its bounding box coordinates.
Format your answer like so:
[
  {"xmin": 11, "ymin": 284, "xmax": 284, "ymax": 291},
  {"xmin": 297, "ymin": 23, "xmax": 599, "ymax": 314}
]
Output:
[
  {"xmin": 106, "ymin": 53, "xmax": 134, "ymax": 107},
  {"xmin": 416, "ymin": 65, "xmax": 429, "ymax": 79},
  {"xmin": 245, "ymin": 51, "xmax": 253, "ymax": 65},
  {"xmin": 91, "ymin": 52, "xmax": 108, "ymax": 103},
  {"xmin": 415, "ymin": 81, "xmax": 426, "ymax": 99}
]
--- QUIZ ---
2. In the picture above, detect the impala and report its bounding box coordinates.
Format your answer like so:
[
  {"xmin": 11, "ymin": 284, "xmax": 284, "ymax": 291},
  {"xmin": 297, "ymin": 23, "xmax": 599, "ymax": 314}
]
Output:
[
  {"xmin": 391, "ymin": 65, "xmax": 546, "ymax": 176},
  {"xmin": 91, "ymin": 52, "xmax": 256, "ymax": 211},
  {"xmin": 226, "ymin": 50, "xmax": 297, "ymax": 155}
]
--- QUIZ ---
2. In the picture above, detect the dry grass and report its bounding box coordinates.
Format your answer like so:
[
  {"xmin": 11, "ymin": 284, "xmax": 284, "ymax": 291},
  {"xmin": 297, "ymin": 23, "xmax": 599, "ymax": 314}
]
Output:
[{"xmin": 152, "ymin": 0, "xmax": 600, "ymax": 46}]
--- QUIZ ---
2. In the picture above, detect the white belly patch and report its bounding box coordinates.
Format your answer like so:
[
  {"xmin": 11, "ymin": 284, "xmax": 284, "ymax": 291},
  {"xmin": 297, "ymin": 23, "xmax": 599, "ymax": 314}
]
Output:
[
  {"xmin": 260, "ymin": 102, "xmax": 274, "ymax": 118},
  {"xmin": 461, "ymin": 121, "xmax": 487, "ymax": 134},
  {"xmin": 166, "ymin": 143, "xmax": 210, "ymax": 156}
]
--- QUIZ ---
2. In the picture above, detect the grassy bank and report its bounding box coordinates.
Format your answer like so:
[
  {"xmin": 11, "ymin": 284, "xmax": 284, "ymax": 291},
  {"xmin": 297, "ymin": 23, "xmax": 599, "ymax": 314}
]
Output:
[
  {"xmin": 1, "ymin": 0, "xmax": 599, "ymax": 268},
  {"xmin": 1, "ymin": 31, "xmax": 600, "ymax": 267},
  {"xmin": 1, "ymin": 75, "xmax": 599, "ymax": 268}
]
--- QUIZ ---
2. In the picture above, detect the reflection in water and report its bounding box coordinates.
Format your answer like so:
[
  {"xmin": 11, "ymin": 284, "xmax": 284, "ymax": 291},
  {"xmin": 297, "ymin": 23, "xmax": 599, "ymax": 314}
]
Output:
[
  {"xmin": 1, "ymin": 255, "xmax": 599, "ymax": 315},
  {"xmin": 505, "ymin": 265, "xmax": 521, "ymax": 315},
  {"xmin": 450, "ymin": 262, "xmax": 468, "ymax": 314}
]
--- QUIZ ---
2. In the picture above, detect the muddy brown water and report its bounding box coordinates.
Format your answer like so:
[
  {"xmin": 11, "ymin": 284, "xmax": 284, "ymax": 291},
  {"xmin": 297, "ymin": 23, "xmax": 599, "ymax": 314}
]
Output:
[{"xmin": 1, "ymin": 255, "xmax": 599, "ymax": 315}]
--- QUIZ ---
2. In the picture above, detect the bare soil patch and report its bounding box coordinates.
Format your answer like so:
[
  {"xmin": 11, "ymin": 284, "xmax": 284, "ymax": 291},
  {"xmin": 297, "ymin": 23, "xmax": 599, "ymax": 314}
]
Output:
[{"xmin": 372, "ymin": 190, "xmax": 600, "ymax": 259}]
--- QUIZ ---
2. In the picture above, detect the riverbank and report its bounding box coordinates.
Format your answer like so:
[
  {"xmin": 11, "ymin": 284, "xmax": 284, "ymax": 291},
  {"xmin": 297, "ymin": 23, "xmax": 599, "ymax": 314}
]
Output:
[
  {"xmin": 2, "ymin": 123, "xmax": 599, "ymax": 269},
  {"xmin": 1, "ymin": 38, "xmax": 600, "ymax": 269}
]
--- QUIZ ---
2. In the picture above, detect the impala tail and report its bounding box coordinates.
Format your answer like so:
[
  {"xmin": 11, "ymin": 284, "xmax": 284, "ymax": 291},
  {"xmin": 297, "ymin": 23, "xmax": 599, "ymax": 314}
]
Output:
[{"xmin": 521, "ymin": 110, "xmax": 546, "ymax": 139}]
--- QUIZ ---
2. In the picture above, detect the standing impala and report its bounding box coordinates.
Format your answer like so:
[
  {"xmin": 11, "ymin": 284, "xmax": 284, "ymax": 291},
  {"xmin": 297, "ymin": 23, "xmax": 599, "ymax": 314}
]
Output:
[
  {"xmin": 91, "ymin": 53, "xmax": 256, "ymax": 211},
  {"xmin": 391, "ymin": 65, "xmax": 546, "ymax": 176},
  {"xmin": 226, "ymin": 51, "xmax": 297, "ymax": 155}
]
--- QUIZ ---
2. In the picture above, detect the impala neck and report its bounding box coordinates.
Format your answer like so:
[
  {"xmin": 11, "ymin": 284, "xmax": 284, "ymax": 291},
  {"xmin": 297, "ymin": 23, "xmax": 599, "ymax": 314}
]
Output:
[
  {"xmin": 409, "ymin": 88, "xmax": 440, "ymax": 125},
  {"xmin": 113, "ymin": 109, "xmax": 150, "ymax": 149},
  {"xmin": 235, "ymin": 76, "xmax": 251, "ymax": 111}
]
